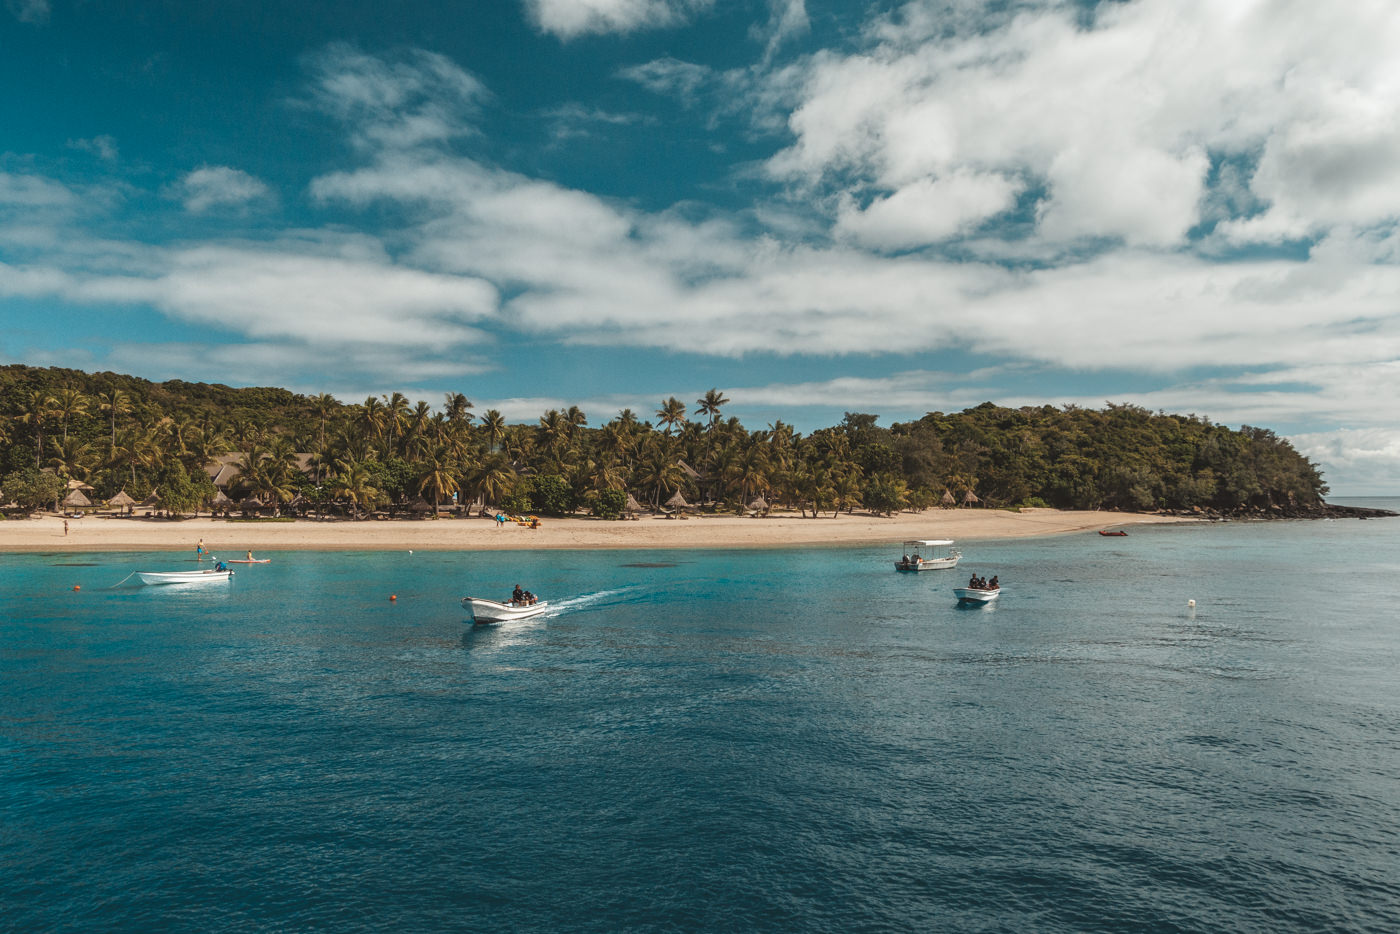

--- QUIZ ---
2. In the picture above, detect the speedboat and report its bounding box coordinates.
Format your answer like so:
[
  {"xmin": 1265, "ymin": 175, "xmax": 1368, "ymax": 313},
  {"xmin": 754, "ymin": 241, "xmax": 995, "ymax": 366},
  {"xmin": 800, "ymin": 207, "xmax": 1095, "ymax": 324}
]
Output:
[
  {"xmin": 953, "ymin": 586, "xmax": 1000, "ymax": 604},
  {"xmin": 138, "ymin": 569, "xmax": 234, "ymax": 586},
  {"xmin": 894, "ymin": 539, "xmax": 961, "ymax": 571},
  {"xmin": 461, "ymin": 596, "xmax": 551, "ymax": 624}
]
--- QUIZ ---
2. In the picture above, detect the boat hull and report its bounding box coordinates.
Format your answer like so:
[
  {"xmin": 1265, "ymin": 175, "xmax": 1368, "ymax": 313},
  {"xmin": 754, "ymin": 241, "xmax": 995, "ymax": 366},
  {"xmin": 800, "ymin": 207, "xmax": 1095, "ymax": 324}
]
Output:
[
  {"xmin": 461, "ymin": 597, "xmax": 550, "ymax": 623},
  {"xmin": 894, "ymin": 556, "xmax": 960, "ymax": 571},
  {"xmin": 138, "ymin": 570, "xmax": 234, "ymax": 586},
  {"xmin": 953, "ymin": 587, "xmax": 1000, "ymax": 604}
]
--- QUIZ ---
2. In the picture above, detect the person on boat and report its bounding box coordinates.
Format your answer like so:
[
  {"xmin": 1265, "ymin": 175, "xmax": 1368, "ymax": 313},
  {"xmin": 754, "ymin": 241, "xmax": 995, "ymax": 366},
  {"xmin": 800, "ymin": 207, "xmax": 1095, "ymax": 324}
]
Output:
[
  {"xmin": 903, "ymin": 553, "xmax": 910, "ymax": 565},
  {"xmin": 989, "ymin": 575, "xmax": 999, "ymax": 589},
  {"xmin": 511, "ymin": 584, "xmax": 525, "ymax": 605},
  {"xmin": 522, "ymin": 590, "xmax": 536, "ymax": 605},
  {"xmin": 214, "ymin": 560, "xmax": 228, "ymax": 572},
  {"xmin": 969, "ymin": 574, "xmax": 979, "ymax": 588}
]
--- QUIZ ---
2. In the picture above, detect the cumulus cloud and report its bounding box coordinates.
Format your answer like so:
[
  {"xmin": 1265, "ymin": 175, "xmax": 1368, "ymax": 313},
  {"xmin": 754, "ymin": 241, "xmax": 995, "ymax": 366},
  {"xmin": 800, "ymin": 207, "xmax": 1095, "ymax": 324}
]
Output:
[
  {"xmin": 168, "ymin": 166, "xmax": 273, "ymax": 213},
  {"xmin": 765, "ymin": 0, "xmax": 1400, "ymax": 249},
  {"xmin": 67, "ymin": 135, "xmax": 119, "ymax": 161},
  {"xmin": 836, "ymin": 170, "xmax": 1024, "ymax": 249},
  {"xmin": 524, "ymin": 0, "xmax": 713, "ymax": 39}
]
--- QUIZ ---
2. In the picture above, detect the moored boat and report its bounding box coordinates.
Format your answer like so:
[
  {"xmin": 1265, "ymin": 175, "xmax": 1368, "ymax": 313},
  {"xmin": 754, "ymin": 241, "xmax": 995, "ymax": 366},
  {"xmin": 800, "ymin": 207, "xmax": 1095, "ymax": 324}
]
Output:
[
  {"xmin": 1099, "ymin": 530, "xmax": 1128, "ymax": 537},
  {"xmin": 894, "ymin": 539, "xmax": 961, "ymax": 571},
  {"xmin": 138, "ymin": 569, "xmax": 234, "ymax": 586},
  {"xmin": 461, "ymin": 596, "xmax": 551, "ymax": 624}
]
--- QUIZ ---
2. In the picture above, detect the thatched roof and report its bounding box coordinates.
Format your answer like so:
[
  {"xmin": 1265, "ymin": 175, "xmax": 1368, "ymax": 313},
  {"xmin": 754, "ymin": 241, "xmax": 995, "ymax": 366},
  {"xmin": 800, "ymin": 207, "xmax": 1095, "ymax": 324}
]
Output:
[
  {"xmin": 211, "ymin": 490, "xmax": 233, "ymax": 505},
  {"xmin": 139, "ymin": 492, "xmax": 161, "ymax": 507},
  {"xmin": 625, "ymin": 493, "xmax": 645, "ymax": 513},
  {"xmin": 941, "ymin": 489, "xmax": 957, "ymax": 506},
  {"xmin": 239, "ymin": 495, "xmax": 265, "ymax": 508},
  {"xmin": 665, "ymin": 489, "xmax": 690, "ymax": 509},
  {"xmin": 66, "ymin": 478, "xmax": 94, "ymax": 491},
  {"xmin": 407, "ymin": 496, "xmax": 434, "ymax": 512},
  {"xmin": 108, "ymin": 490, "xmax": 137, "ymax": 507},
  {"xmin": 62, "ymin": 489, "xmax": 92, "ymax": 507},
  {"xmin": 962, "ymin": 490, "xmax": 981, "ymax": 505},
  {"xmin": 747, "ymin": 495, "xmax": 768, "ymax": 511}
]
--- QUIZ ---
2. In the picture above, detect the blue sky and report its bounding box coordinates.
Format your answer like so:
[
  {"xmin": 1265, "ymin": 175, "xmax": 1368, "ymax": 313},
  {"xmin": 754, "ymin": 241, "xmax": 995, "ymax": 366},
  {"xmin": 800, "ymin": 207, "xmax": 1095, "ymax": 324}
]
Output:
[{"xmin": 3, "ymin": 0, "xmax": 1400, "ymax": 493}]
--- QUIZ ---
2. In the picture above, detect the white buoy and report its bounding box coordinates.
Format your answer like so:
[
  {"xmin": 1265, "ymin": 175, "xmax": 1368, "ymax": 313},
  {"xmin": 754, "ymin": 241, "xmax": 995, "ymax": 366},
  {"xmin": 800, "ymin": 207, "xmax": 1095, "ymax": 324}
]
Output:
[{"xmin": 1188, "ymin": 599, "xmax": 1196, "ymax": 608}]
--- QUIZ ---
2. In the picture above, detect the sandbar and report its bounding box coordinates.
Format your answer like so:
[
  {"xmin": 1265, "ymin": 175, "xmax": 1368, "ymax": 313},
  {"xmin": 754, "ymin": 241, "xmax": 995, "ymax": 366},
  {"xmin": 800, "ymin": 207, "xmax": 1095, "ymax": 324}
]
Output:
[{"xmin": 1, "ymin": 509, "xmax": 1192, "ymax": 553}]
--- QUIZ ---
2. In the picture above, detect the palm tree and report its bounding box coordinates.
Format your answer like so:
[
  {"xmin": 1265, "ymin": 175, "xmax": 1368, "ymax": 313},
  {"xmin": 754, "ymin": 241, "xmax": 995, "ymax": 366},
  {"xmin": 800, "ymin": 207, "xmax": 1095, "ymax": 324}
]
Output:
[
  {"xmin": 360, "ymin": 396, "xmax": 386, "ymax": 447},
  {"xmin": 330, "ymin": 459, "xmax": 381, "ymax": 519},
  {"xmin": 383, "ymin": 391, "xmax": 411, "ymax": 455},
  {"xmin": 50, "ymin": 388, "xmax": 89, "ymax": 443},
  {"xmin": 49, "ymin": 436, "xmax": 96, "ymax": 482},
  {"xmin": 309, "ymin": 392, "xmax": 338, "ymax": 451},
  {"xmin": 416, "ymin": 443, "xmax": 461, "ymax": 512},
  {"xmin": 634, "ymin": 438, "xmax": 684, "ymax": 508},
  {"xmin": 443, "ymin": 392, "xmax": 473, "ymax": 425},
  {"xmin": 695, "ymin": 388, "xmax": 729, "ymax": 430},
  {"xmin": 656, "ymin": 396, "xmax": 687, "ymax": 435},
  {"xmin": 17, "ymin": 389, "xmax": 57, "ymax": 468},
  {"xmin": 480, "ymin": 410, "xmax": 507, "ymax": 452}
]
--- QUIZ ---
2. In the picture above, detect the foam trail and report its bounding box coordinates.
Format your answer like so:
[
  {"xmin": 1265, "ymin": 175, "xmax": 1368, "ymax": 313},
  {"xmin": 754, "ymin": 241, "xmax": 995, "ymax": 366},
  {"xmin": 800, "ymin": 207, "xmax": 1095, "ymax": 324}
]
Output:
[{"xmin": 546, "ymin": 585, "xmax": 645, "ymax": 613}]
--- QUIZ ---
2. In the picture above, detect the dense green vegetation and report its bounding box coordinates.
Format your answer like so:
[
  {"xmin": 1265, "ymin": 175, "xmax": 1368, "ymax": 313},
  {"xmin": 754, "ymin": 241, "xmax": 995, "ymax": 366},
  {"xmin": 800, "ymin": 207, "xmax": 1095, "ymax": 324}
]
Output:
[{"xmin": 0, "ymin": 364, "xmax": 1328, "ymax": 517}]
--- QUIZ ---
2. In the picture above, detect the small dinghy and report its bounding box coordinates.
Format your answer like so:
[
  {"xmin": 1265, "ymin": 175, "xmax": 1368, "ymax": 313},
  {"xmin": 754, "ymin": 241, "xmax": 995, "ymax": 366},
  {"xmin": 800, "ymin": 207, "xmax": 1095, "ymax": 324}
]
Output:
[
  {"xmin": 461, "ymin": 596, "xmax": 550, "ymax": 624},
  {"xmin": 138, "ymin": 569, "xmax": 234, "ymax": 586},
  {"xmin": 953, "ymin": 586, "xmax": 1000, "ymax": 605},
  {"xmin": 1098, "ymin": 530, "xmax": 1128, "ymax": 537}
]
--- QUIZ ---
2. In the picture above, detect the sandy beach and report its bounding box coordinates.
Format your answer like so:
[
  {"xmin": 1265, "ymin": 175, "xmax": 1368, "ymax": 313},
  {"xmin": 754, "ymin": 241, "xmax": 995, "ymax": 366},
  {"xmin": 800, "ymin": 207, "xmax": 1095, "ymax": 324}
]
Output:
[{"xmin": 1, "ymin": 508, "xmax": 1190, "ymax": 553}]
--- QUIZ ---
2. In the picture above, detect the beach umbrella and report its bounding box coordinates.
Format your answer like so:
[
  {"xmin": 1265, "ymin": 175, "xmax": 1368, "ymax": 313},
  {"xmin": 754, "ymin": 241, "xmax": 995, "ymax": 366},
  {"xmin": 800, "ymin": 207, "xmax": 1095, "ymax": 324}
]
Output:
[
  {"xmin": 140, "ymin": 492, "xmax": 162, "ymax": 507},
  {"xmin": 665, "ymin": 490, "xmax": 690, "ymax": 510},
  {"xmin": 941, "ymin": 489, "xmax": 956, "ymax": 508},
  {"xmin": 62, "ymin": 489, "xmax": 92, "ymax": 508},
  {"xmin": 962, "ymin": 490, "xmax": 981, "ymax": 507},
  {"xmin": 407, "ymin": 496, "xmax": 434, "ymax": 513},
  {"xmin": 747, "ymin": 495, "xmax": 768, "ymax": 512},
  {"xmin": 624, "ymin": 493, "xmax": 645, "ymax": 514},
  {"xmin": 108, "ymin": 490, "xmax": 137, "ymax": 508}
]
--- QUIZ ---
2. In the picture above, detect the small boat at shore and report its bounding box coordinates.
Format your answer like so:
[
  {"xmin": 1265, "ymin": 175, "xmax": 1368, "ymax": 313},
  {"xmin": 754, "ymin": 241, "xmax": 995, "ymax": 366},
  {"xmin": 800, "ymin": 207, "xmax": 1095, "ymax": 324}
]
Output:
[
  {"xmin": 953, "ymin": 586, "xmax": 1000, "ymax": 605},
  {"xmin": 138, "ymin": 569, "xmax": 234, "ymax": 586},
  {"xmin": 895, "ymin": 539, "xmax": 961, "ymax": 571},
  {"xmin": 461, "ymin": 596, "xmax": 551, "ymax": 624},
  {"xmin": 1099, "ymin": 530, "xmax": 1128, "ymax": 537}
]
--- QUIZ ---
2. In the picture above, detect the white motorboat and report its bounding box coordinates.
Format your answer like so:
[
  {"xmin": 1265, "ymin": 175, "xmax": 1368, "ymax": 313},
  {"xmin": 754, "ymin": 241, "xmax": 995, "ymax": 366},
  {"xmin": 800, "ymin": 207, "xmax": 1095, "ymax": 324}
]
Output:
[
  {"xmin": 895, "ymin": 540, "xmax": 961, "ymax": 571},
  {"xmin": 461, "ymin": 596, "xmax": 551, "ymax": 624},
  {"xmin": 953, "ymin": 586, "xmax": 1000, "ymax": 604},
  {"xmin": 138, "ymin": 569, "xmax": 234, "ymax": 586}
]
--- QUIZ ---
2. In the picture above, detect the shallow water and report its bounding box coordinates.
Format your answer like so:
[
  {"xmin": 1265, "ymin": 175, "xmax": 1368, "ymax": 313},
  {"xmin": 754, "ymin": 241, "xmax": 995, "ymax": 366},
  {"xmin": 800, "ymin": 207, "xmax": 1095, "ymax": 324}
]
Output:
[{"xmin": 3, "ymin": 503, "xmax": 1399, "ymax": 931}]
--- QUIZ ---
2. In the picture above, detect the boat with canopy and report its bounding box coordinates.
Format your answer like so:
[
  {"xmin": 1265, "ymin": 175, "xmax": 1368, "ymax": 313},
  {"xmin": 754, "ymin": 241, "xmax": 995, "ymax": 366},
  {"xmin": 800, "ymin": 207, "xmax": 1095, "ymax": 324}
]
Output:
[{"xmin": 894, "ymin": 540, "xmax": 961, "ymax": 571}]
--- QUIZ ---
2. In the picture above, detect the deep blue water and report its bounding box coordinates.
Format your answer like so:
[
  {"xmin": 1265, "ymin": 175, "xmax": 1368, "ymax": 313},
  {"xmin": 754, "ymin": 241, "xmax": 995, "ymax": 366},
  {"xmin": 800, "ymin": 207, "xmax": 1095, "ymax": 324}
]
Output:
[{"xmin": 4, "ymin": 504, "xmax": 1400, "ymax": 932}]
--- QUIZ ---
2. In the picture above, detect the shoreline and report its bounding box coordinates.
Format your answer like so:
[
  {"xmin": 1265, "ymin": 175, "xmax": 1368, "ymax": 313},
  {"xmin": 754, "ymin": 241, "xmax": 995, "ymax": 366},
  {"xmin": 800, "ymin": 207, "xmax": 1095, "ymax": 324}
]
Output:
[{"xmin": 1, "ymin": 508, "xmax": 1195, "ymax": 553}]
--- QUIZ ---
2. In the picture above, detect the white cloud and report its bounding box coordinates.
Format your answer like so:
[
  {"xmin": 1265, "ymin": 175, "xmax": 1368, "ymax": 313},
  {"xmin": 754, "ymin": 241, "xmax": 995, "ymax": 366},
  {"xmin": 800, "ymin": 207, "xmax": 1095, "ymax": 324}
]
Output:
[
  {"xmin": 67, "ymin": 135, "xmax": 119, "ymax": 161},
  {"xmin": 764, "ymin": 0, "xmax": 1400, "ymax": 248},
  {"xmin": 524, "ymin": 0, "xmax": 712, "ymax": 39},
  {"xmin": 836, "ymin": 170, "xmax": 1024, "ymax": 249},
  {"xmin": 169, "ymin": 166, "xmax": 272, "ymax": 213},
  {"xmin": 6, "ymin": 0, "xmax": 48, "ymax": 25},
  {"xmin": 303, "ymin": 44, "xmax": 489, "ymax": 150}
]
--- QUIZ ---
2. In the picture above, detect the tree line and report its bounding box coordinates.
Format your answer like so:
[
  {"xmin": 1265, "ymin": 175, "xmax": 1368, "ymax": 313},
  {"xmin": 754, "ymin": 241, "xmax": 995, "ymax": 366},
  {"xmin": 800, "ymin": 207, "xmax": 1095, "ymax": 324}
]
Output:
[{"xmin": 0, "ymin": 364, "xmax": 1328, "ymax": 518}]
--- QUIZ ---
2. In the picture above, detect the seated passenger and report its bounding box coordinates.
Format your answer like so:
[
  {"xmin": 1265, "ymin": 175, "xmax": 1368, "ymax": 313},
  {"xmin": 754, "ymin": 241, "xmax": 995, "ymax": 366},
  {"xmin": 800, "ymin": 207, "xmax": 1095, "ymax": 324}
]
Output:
[{"xmin": 511, "ymin": 584, "xmax": 524, "ymax": 605}]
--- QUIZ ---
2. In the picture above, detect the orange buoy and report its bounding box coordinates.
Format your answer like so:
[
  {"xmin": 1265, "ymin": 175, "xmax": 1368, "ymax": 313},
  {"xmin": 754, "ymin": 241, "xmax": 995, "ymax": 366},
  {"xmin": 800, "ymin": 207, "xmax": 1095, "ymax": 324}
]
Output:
[
  {"xmin": 73, "ymin": 585, "xmax": 81, "ymax": 591},
  {"xmin": 390, "ymin": 594, "xmax": 397, "ymax": 601}
]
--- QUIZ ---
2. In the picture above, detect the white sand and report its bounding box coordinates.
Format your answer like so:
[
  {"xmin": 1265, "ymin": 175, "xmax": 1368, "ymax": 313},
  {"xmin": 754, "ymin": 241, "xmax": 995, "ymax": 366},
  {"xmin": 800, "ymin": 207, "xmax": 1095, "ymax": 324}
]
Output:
[{"xmin": 2, "ymin": 509, "xmax": 1191, "ymax": 552}]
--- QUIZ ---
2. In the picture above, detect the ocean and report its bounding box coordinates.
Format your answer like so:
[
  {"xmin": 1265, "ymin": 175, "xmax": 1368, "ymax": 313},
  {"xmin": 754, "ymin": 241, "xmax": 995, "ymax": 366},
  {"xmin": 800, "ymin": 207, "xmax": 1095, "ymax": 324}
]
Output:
[{"xmin": 3, "ymin": 500, "xmax": 1399, "ymax": 932}]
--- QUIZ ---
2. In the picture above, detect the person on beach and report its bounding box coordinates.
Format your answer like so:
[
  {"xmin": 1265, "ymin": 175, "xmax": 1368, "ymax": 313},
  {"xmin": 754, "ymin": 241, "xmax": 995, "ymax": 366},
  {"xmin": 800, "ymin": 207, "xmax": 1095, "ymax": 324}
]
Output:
[{"xmin": 64, "ymin": 519, "xmax": 69, "ymax": 536}]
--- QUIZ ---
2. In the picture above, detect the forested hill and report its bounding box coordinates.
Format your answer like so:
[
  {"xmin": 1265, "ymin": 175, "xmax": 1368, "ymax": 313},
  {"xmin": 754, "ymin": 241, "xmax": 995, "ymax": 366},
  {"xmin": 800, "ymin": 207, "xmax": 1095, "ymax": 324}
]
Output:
[{"xmin": 0, "ymin": 363, "xmax": 1376, "ymax": 519}]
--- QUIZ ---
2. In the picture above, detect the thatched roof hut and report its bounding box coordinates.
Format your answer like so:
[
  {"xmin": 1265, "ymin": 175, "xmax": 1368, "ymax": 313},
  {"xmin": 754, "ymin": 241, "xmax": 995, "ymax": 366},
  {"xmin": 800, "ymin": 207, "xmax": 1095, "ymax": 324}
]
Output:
[
  {"xmin": 407, "ymin": 496, "xmax": 434, "ymax": 514},
  {"xmin": 624, "ymin": 493, "xmax": 645, "ymax": 514},
  {"xmin": 962, "ymin": 490, "xmax": 981, "ymax": 507},
  {"xmin": 665, "ymin": 490, "xmax": 690, "ymax": 510},
  {"xmin": 139, "ymin": 492, "xmax": 162, "ymax": 508},
  {"xmin": 62, "ymin": 489, "xmax": 92, "ymax": 508},
  {"xmin": 941, "ymin": 489, "xmax": 957, "ymax": 508},
  {"xmin": 108, "ymin": 490, "xmax": 137, "ymax": 508},
  {"xmin": 747, "ymin": 495, "xmax": 769, "ymax": 512}
]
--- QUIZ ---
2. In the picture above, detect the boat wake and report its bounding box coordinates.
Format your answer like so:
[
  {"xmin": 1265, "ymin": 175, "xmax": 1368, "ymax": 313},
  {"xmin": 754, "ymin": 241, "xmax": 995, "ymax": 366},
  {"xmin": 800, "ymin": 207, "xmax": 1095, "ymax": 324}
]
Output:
[{"xmin": 545, "ymin": 586, "xmax": 645, "ymax": 614}]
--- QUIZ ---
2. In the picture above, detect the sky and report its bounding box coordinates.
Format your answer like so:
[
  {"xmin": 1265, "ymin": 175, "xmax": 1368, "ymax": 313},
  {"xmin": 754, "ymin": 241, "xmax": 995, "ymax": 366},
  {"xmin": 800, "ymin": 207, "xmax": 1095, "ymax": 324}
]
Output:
[{"xmin": 2, "ymin": 0, "xmax": 1399, "ymax": 494}]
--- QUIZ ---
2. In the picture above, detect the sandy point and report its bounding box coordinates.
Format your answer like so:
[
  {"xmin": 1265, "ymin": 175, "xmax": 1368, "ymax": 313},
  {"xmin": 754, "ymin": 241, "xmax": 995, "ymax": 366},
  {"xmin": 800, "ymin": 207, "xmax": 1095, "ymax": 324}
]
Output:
[{"xmin": 0, "ymin": 509, "xmax": 1194, "ymax": 553}]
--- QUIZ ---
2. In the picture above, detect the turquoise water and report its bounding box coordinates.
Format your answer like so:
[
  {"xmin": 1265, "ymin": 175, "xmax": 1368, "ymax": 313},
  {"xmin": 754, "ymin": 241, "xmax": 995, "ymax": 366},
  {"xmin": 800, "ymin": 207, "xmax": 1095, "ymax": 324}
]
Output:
[{"xmin": 4, "ymin": 504, "xmax": 1399, "ymax": 932}]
